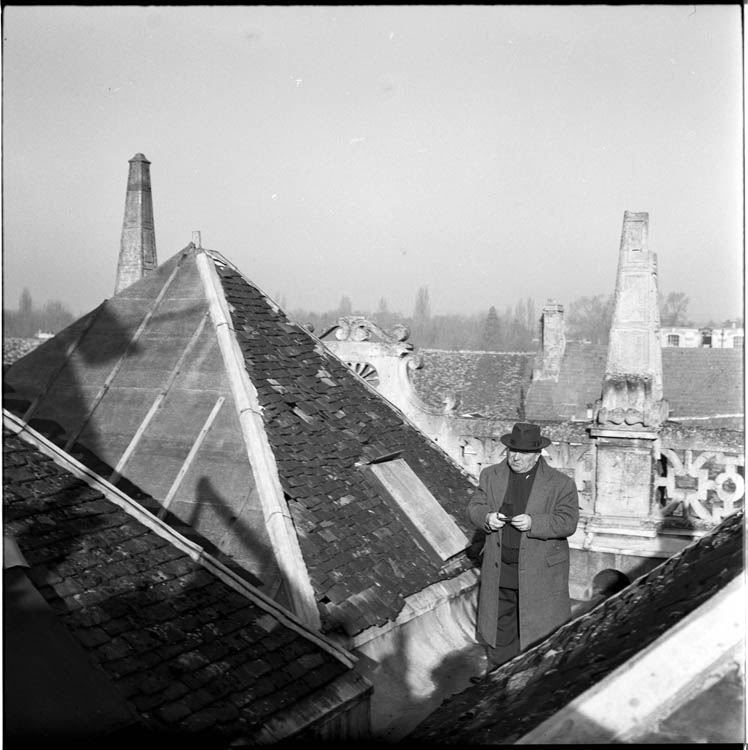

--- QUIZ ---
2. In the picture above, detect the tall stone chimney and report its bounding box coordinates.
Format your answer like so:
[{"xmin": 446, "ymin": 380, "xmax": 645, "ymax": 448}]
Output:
[
  {"xmin": 115, "ymin": 153, "xmax": 157, "ymax": 294},
  {"xmin": 533, "ymin": 300, "xmax": 566, "ymax": 381},
  {"xmin": 589, "ymin": 211, "xmax": 668, "ymax": 534},
  {"xmin": 595, "ymin": 211, "xmax": 667, "ymax": 429}
]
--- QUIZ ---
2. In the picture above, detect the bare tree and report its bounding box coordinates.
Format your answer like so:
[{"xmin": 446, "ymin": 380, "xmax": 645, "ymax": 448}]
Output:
[
  {"xmin": 567, "ymin": 294, "xmax": 614, "ymax": 344},
  {"xmin": 413, "ymin": 286, "xmax": 431, "ymax": 321},
  {"xmin": 39, "ymin": 300, "xmax": 75, "ymax": 333},
  {"xmin": 480, "ymin": 306, "xmax": 502, "ymax": 350},
  {"xmin": 337, "ymin": 295, "xmax": 353, "ymax": 317},
  {"xmin": 18, "ymin": 288, "xmax": 35, "ymax": 337},
  {"xmin": 660, "ymin": 292, "xmax": 691, "ymax": 326}
]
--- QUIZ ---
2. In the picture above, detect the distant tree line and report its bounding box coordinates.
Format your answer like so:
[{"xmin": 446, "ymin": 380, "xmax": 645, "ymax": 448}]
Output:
[
  {"xmin": 288, "ymin": 287, "xmax": 736, "ymax": 352},
  {"xmin": 290, "ymin": 287, "xmax": 539, "ymax": 351},
  {"xmin": 3, "ymin": 288, "xmax": 75, "ymax": 338},
  {"xmin": 5, "ymin": 285, "xmax": 736, "ymax": 352}
]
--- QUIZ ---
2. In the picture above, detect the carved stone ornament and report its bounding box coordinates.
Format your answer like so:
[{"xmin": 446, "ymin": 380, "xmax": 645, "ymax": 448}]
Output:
[
  {"xmin": 346, "ymin": 361, "xmax": 380, "ymax": 386},
  {"xmin": 595, "ymin": 373, "xmax": 668, "ymax": 429},
  {"xmin": 324, "ymin": 316, "xmax": 412, "ymax": 347}
]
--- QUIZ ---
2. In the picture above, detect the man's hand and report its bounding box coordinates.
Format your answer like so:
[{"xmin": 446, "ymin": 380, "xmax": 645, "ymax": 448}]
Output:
[
  {"xmin": 484, "ymin": 512, "xmax": 508, "ymax": 532},
  {"xmin": 510, "ymin": 514, "xmax": 532, "ymax": 532}
]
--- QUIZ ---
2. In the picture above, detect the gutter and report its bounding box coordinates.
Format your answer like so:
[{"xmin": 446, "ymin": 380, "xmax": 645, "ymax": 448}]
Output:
[{"xmin": 339, "ymin": 568, "xmax": 479, "ymax": 651}]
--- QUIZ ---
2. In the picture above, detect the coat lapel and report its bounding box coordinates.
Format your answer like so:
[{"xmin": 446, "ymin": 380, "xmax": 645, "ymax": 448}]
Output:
[
  {"xmin": 491, "ymin": 462, "xmax": 510, "ymax": 511},
  {"xmin": 520, "ymin": 458, "xmax": 550, "ymax": 558},
  {"xmin": 525, "ymin": 457, "xmax": 551, "ymax": 517}
]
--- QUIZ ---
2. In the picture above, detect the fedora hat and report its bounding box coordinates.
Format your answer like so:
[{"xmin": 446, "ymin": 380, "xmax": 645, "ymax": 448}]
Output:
[{"xmin": 500, "ymin": 422, "xmax": 550, "ymax": 452}]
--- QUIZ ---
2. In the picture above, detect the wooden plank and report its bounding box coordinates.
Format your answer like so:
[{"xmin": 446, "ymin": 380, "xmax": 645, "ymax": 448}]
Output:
[
  {"xmin": 368, "ymin": 458, "xmax": 469, "ymax": 561},
  {"xmin": 108, "ymin": 312, "xmax": 210, "ymax": 483},
  {"xmin": 158, "ymin": 396, "xmax": 225, "ymax": 518},
  {"xmin": 63, "ymin": 259, "xmax": 184, "ymax": 453},
  {"xmin": 108, "ymin": 394, "xmax": 165, "ymax": 484}
]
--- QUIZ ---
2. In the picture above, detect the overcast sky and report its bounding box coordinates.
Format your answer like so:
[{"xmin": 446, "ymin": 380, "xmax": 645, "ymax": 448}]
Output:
[{"xmin": 2, "ymin": 5, "xmax": 743, "ymax": 325}]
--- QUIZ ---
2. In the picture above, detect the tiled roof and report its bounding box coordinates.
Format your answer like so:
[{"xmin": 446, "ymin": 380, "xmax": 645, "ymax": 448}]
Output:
[
  {"xmin": 3, "ymin": 337, "xmax": 43, "ymax": 365},
  {"xmin": 415, "ymin": 342, "xmax": 743, "ymax": 428},
  {"xmin": 526, "ymin": 342, "xmax": 744, "ymax": 429},
  {"xmin": 3, "ymin": 421, "xmax": 368, "ymax": 743},
  {"xmin": 215, "ymin": 261, "xmax": 477, "ymax": 635},
  {"xmin": 404, "ymin": 344, "xmax": 606, "ymax": 423},
  {"xmin": 662, "ymin": 348, "xmax": 744, "ymax": 425},
  {"xmin": 410, "ymin": 350, "xmax": 535, "ymax": 419},
  {"xmin": 410, "ymin": 508, "xmax": 744, "ymax": 744},
  {"xmin": 3, "ymin": 246, "xmax": 478, "ymax": 639},
  {"xmin": 525, "ymin": 342, "xmax": 607, "ymax": 422}
]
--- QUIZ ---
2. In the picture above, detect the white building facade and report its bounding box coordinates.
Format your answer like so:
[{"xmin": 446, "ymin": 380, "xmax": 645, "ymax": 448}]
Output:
[{"xmin": 660, "ymin": 325, "xmax": 744, "ymax": 348}]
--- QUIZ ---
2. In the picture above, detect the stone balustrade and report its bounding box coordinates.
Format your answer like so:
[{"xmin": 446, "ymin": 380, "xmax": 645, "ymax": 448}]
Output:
[{"xmin": 454, "ymin": 432, "xmax": 743, "ymax": 531}]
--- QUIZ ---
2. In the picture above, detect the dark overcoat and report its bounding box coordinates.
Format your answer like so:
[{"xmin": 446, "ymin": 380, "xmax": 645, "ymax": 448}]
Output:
[{"xmin": 467, "ymin": 457, "xmax": 579, "ymax": 649}]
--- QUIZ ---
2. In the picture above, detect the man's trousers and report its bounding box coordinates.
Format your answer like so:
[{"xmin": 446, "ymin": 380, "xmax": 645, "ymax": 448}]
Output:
[{"xmin": 485, "ymin": 587, "xmax": 520, "ymax": 669}]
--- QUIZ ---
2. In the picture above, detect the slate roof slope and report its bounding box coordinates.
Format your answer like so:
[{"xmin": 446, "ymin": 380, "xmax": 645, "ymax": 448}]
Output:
[
  {"xmin": 410, "ymin": 508, "xmax": 744, "ymax": 744},
  {"xmin": 409, "ymin": 350, "xmax": 535, "ymax": 418},
  {"xmin": 3, "ymin": 245, "xmax": 478, "ymax": 639},
  {"xmin": 3, "ymin": 415, "xmax": 368, "ymax": 744},
  {"xmin": 523, "ymin": 343, "xmax": 743, "ymax": 427},
  {"xmin": 525, "ymin": 342, "xmax": 607, "ymax": 423},
  {"xmin": 662, "ymin": 347, "xmax": 744, "ymax": 426},
  {"xmin": 213, "ymin": 256, "xmax": 477, "ymax": 635},
  {"xmin": 404, "ymin": 344, "xmax": 605, "ymax": 422}
]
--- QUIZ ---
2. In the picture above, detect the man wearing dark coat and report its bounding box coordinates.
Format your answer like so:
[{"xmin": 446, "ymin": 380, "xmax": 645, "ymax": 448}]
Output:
[{"xmin": 468, "ymin": 422, "xmax": 579, "ymax": 674}]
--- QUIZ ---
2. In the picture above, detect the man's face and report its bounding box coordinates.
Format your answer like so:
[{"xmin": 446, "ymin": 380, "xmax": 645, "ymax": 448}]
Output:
[{"xmin": 507, "ymin": 449, "xmax": 541, "ymax": 474}]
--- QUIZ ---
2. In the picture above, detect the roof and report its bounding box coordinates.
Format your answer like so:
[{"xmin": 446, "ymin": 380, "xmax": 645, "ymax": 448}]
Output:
[
  {"xmin": 213, "ymin": 254, "xmax": 476, "ymax": 633},
  {"xmin": 412, "ymin": 342, "xmax": 743, "ymax": 429},
  {"xmin": 662, "ymin": 347, "xmax": 744, "ymax": 426},
  {"xmin": 525, "ymin": 342, "xmax": 608, "ymax": 422},
  {"xmin": 3, "ymin": 414, "xmax": 369, "ymax": 743},
  {"xmin": 409, "ymin": 508, "xmax": 744, "ymax": 743},
  {"xmin": 3, "ymin": 245, "xmax": 478, "ymax": 638},
  {"xmin": 410, "ymin": 349, "xmax": 535, "ymax": 418},
  {"xmin": 3, "ymin": 336, "xmax": 43, "ymax": 365}
]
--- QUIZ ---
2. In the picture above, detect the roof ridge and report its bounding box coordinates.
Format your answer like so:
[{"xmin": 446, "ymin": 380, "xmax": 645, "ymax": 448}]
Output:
[
  {"xmin": 195, "ymin": 251, "xmax": 321, "ymax": 630},
  {"xmin": 199, "ymin": 246, "xmax": 288, "ymax": 316}
]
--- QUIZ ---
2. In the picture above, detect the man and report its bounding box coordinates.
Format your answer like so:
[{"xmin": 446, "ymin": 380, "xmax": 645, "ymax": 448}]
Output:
[{"xmin": 468, "ymin": 422, "xmax": 579, "ymax": 675}]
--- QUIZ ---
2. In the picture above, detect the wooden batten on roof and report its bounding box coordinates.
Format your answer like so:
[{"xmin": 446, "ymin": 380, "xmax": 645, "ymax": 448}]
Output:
[
  {"xmin": 362, "ymin": 457, "xmax": 469, "ymax": 564},
  {"xmin": 109, "ymin": 311, "xmax": 211, "ymax": 484},
  {"xmin": 195, "ymin": 249, "xmax": 321, "ymax": 630},
  {"xmin": 64, "ymin": 258, "xmax": 187, "ymax": 453}
]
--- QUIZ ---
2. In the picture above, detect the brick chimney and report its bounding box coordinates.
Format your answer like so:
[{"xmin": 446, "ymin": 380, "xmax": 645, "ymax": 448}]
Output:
[
  {"xmin": 115, "ymin": 153, "xmax": 157, "ymax": 294},
  {"xmin": 533, "ymin": 300, "xmax": 566, "ymax": 381}
]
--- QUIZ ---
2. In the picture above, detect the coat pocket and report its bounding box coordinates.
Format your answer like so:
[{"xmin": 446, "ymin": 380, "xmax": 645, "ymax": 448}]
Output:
[{"xmin": 545, "ymin": 550, "xmax": 567, "ymax": 567}]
